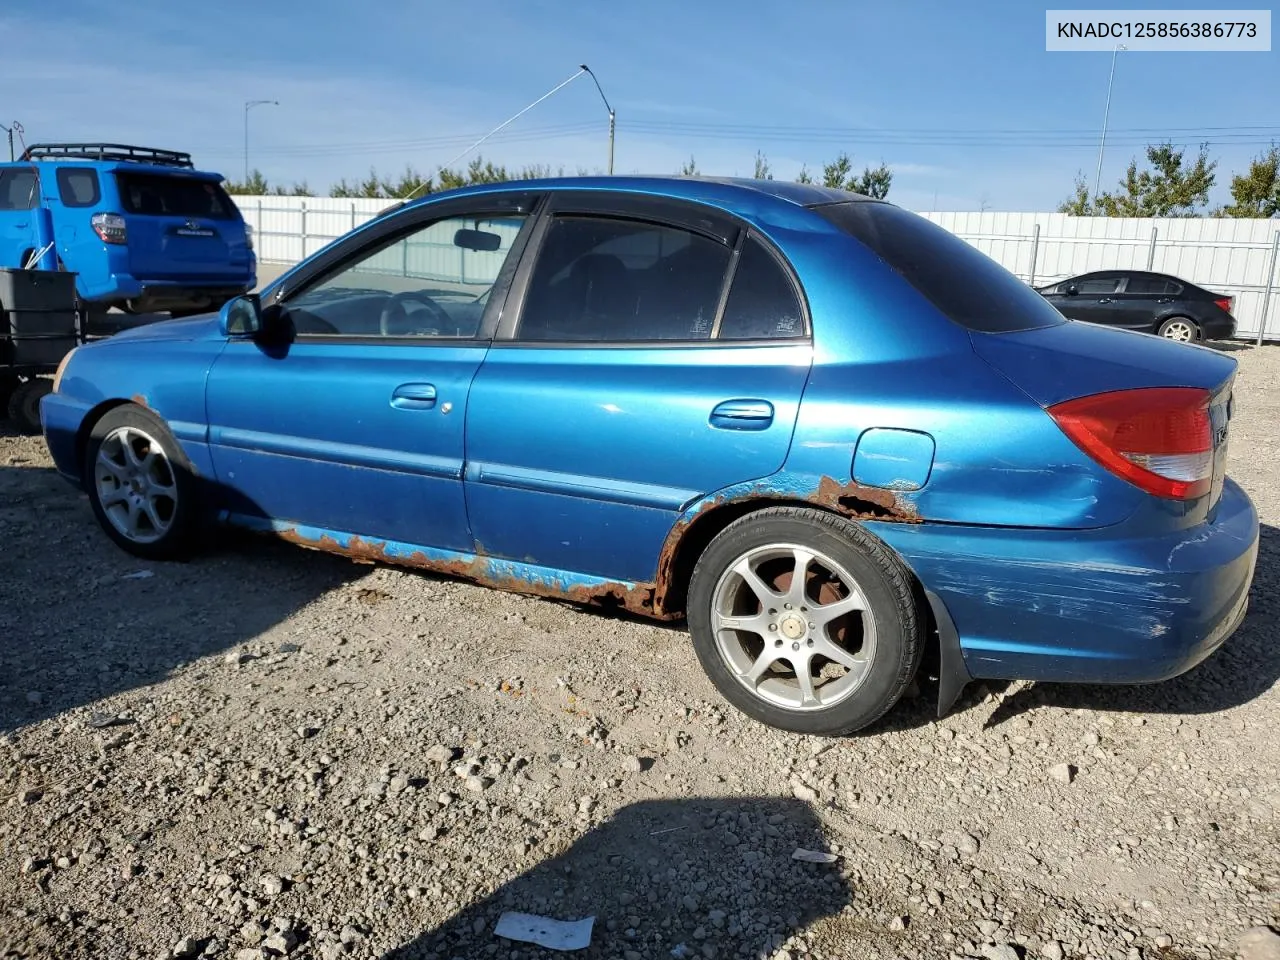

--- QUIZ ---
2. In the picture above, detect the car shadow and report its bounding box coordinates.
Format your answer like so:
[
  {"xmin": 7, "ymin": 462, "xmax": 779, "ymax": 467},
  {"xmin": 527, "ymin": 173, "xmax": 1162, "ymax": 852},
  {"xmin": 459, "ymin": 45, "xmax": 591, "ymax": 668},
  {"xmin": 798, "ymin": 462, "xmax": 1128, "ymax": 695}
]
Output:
[
  {"xmin": 378, "ymin": 797, "xmax": 852, "ymax": 960},
  {"xmin": 0, "ymin": 453, "xmax": 368, "ymax": 735},
  {"xmin": 980, "ymin": 521, "xmax": 1279, "ymax": 729}
]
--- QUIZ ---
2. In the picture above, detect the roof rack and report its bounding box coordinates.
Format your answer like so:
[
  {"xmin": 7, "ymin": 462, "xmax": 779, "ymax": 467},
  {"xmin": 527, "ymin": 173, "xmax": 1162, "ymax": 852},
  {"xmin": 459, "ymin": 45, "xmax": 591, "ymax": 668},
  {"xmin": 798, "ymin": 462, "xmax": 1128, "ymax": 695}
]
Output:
[{"xmin": 19, "ymin": 143, "xmax": 195, "ymax": 168}]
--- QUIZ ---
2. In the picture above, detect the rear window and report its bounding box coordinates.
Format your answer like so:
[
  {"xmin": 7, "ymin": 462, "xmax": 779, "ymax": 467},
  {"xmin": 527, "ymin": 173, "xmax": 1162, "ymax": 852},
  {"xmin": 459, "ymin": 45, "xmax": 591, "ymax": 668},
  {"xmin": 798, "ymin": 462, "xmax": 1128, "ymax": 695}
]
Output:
[
  {"xmin": 812, "ymin": 201, "xmax": 1066, "ymax": 333},
  {"xmin": 114, "ymin": 173, "xmax": 237, "ymax": 219}
]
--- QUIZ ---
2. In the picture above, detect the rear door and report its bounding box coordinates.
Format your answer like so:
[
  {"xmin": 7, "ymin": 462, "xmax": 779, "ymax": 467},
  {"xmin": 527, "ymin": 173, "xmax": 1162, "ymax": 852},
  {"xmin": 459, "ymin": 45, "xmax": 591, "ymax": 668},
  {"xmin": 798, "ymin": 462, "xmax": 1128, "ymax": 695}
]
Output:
[
  {"xmin": 112, "ymin": 170, "xmax": 249, "ymax": 279},
  {"xmin": 463, "ymin": 192, "xmax": 813, "ymax": 584},
  {"xmin": 1115, "ymin": 273, "xmax": 1181, "ymax": 331},
  {"xmin": 0, "ymin": 166, "xmax": 40, "ymax": 265}
]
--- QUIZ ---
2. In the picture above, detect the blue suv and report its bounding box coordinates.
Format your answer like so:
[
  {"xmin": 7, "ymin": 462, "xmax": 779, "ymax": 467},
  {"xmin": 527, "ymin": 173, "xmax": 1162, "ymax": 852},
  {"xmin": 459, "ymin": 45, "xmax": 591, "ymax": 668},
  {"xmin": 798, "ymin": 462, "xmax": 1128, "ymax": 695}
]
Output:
[{"xmin": 0, "ymin": 143, "xmax": 255, "ymax": 318}]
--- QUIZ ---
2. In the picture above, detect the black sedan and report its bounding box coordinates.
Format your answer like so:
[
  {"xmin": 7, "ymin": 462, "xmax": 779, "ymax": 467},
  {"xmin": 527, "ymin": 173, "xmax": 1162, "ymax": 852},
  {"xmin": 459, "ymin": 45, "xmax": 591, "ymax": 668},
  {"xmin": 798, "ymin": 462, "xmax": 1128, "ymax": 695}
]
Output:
[{"xmin": 1035, "ymin": 270, "xmax": 1237, "ymax": 343}]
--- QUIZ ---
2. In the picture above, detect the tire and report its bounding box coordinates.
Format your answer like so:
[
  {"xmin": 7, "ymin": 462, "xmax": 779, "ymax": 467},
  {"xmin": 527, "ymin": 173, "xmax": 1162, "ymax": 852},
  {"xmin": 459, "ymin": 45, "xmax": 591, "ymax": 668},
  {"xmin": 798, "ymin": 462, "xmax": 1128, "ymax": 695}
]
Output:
[
  {"xmin": 83, "ymin": 404, "xmax": 201, "ymax": 561},
  {"xmin": 1157, "ymin": 317, "xmax": 1200, "ymax": 343},
  {"xmin": 0, "ymin": 376, "xmax": 17, "ymax": 420},
  {"xmin": 686, "ymin": 506, "xmax": 923, "ymax": 737},
  {"xmin": 7, "ymin": 378, "xmax": 52, "ymax": 435}
]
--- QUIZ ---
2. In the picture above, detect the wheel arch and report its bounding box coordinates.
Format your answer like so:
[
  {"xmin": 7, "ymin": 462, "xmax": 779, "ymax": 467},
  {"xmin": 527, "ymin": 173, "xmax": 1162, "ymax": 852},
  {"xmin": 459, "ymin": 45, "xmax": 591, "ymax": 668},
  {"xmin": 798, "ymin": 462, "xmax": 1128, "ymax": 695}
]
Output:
[
  {"xmin": 654, "ymin": 492, "xmax": 971, "ymax": 717},
  {"xmin": 74, "ymin": 398, "xmax": 142, "ymax": 481}
]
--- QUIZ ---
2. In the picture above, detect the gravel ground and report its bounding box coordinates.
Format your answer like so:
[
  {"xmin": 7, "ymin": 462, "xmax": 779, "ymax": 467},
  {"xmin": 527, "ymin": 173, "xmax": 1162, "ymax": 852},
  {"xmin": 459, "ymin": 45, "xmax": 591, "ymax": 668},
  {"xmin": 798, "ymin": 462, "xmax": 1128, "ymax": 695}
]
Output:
[{"xmin": 2, "ymin": 342, "xmax": 1278, "ymax": 960}]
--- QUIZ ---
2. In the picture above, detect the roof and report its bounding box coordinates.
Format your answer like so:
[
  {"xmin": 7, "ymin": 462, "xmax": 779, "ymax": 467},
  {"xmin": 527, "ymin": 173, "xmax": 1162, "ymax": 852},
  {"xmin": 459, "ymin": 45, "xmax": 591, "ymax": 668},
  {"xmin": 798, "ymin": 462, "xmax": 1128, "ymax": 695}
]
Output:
[{"xmin": 398, "ymin": 175, "xmax": 876, "ymax": 214}]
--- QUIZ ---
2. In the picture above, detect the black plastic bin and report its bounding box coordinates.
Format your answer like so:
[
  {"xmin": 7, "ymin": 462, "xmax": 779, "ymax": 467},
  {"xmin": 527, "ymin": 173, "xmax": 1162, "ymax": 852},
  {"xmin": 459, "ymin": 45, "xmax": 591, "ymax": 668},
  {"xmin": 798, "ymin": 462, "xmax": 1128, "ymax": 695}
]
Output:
[{"xmin": 0, "ymin": 268, "xmax": 79, "ymax": 368}]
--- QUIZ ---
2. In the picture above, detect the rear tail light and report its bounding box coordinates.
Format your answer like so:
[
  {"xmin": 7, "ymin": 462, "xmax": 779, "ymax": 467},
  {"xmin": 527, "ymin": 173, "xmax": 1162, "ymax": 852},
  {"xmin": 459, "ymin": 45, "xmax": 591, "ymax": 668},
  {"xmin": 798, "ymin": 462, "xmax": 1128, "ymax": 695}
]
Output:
[
  {"xmin": 91, "ymin": 212, "xmax": 127, "ymax": 245},
  {"xmin": 245, "ymin": 223, "xmax": 254, "ymax": 251},
  {"xmin": 1214, "ymin": 296, "xmax": 1233, "ymax": 314},
  {"xmin": 1048, "ymin": 387, "xmax": 1213, "ymax": 500}
]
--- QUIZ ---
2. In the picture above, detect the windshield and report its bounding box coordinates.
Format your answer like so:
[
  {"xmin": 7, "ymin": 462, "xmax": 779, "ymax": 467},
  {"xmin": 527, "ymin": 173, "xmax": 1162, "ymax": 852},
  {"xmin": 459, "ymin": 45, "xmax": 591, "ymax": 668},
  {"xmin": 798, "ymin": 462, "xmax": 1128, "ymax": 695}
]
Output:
[{"xmin": 812, "ymin": 201, "xmax": 1066, "ymax": 334}]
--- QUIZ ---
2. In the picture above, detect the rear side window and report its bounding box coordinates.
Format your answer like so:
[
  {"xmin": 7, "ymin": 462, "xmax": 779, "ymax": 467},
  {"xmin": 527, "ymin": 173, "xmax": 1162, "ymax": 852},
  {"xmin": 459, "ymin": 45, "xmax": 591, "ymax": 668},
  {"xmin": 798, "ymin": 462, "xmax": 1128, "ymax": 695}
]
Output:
[
  {"xmin": 1124, "ymin": 276, "xmax": 1180, "ymax": 295},
  {"xmin": 0, "ymin": 167, "xmax": 40, "ymax": 211},
  {"xmin": 115, "ymin": 173, "xmax": 237, "ymax": 219},
  {"xmin": 517, "ymin": 215, "xmax": 732, "ymax": 342},
  {"xmin": 718, "ymin": 237, "xmax": 806, "ymax": 339},
  {"xmin": 56, "ymin": 168, "xmax": 101, "ymax": 207},
  {"xmin": 813, "ymin": 201, "xmax": 1065, "ymax": 333}
]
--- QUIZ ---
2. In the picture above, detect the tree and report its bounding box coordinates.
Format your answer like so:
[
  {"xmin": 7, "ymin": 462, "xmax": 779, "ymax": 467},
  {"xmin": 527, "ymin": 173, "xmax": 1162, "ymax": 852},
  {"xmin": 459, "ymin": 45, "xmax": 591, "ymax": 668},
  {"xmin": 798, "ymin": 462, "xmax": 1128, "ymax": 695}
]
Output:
[
  {"xmin": 1060, "ymin": 142, "xmax": 1217, "ymax": 217},
  {"xmin": 270, "ymin": 181, "xmax": 314, "ymax": 197},
  {"xmin": 679, "ymin": 155, "xmax": 699, "ymax": 176},
  {"xmin": 223, "ymin": 169, "xmax": 270, "ymax": 194},
  {"xmin": 795, "ymin": 165, "xmax": 814, "ymax": 184},
  {"xmin": 752, "ymin": 150, "xmax": 773, "ymax": 180},
  {"xmin": 818, "ymin": 152, "xmax": 892, "ymax": 199},
  {"xmin": 848, "ymin": 162, "xmax": 892, "ymax": 200},
  {"xmin": 1216, "ymin": 145, "xmax": 1280, "ymax": 218},
  {"xmin": 1057, "ymin": 173, "xmax": 1094, "ymax": 215}
]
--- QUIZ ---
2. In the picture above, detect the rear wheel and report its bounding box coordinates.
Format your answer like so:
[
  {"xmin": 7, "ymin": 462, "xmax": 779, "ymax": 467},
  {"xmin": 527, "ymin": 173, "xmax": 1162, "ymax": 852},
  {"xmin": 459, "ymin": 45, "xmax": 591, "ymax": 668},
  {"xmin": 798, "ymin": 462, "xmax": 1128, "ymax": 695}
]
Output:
[
  {"xmin": 83, "ymin": 404, "xmax": 200, "ymax": 560},
  {"xmin": 687, "ymin": 507, "xmax": 923, "ymax": 736},
  {"xmin": 1158, "ymin": 317, "xmax": 1199, "ymax": 343},
  {"xmin": 7, "ymin": 378, "xmax": 52, "ymax": 434}
]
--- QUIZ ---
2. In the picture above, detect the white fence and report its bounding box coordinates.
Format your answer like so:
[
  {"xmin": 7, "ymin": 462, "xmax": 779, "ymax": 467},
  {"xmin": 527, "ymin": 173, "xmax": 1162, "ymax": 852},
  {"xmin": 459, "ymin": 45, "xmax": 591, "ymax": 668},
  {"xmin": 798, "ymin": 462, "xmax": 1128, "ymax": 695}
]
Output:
[{"xmin": 231, "ymin": 195, "xmax": 1280, "ymax": 343}]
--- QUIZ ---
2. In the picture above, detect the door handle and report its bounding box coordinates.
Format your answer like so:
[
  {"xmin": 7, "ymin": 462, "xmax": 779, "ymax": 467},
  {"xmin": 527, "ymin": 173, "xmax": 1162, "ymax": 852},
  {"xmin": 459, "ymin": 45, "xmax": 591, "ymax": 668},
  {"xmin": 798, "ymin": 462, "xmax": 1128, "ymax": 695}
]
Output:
[
  {"xmin": 1098, "ymin": 298, "xmax": 1113, "ymax": 304},
  {"xmin": 710, "ymin": 399, "xmax": 774, "ymax": 431},
  {"xmin": 391, "ymin": 382, "xmax": 437, "ymax": 410},
  {"xmin": 1157, "ymin": 298, "xmax": 1174, "ymax": 303}
]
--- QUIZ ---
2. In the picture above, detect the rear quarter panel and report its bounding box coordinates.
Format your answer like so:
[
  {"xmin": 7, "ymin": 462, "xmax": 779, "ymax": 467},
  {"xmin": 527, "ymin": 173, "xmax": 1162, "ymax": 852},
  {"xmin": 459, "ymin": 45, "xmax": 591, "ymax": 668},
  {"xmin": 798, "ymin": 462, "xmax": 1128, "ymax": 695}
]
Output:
[{"xmin": 766, "ymin": 226, "xmax": 1147, "ymax": 529}]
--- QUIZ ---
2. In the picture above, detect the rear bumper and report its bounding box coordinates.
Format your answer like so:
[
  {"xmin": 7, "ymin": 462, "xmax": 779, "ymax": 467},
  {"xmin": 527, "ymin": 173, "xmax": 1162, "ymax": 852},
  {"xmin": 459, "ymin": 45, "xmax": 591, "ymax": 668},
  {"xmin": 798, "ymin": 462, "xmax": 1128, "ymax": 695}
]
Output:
[
  {"xmin": 1200, "ymin": 312, "xmax": 1237, "ymax": 341},
  {"xmin": 85, "ymin": 276, "xmax": 255, "ymax": 310},
  {"xmin": 869, "ymin": 478, "xmax": 1259, "ymax": 684}
]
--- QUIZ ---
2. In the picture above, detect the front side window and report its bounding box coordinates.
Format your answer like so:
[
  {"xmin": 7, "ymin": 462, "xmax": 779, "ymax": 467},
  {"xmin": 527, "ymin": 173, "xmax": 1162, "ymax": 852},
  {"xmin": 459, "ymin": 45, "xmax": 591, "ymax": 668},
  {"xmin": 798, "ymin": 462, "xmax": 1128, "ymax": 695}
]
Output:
[
  {"xmin": 1075, "ymin": 277, "xmax": 1122, "ymax": 294},
  {"xmin": 0, "ymin": 168, "xmax": 40, "ymax": 211},
  {"xmin": 56, "ymin": 168, "xmax": 101, "ymax": 207},
  {"xmin": 517, "ymin": 215, "xmax": 732, "ymax": 342},
  {"xmin": 284, "ymin": 213, "xmax": 529, "ymax": 338}
]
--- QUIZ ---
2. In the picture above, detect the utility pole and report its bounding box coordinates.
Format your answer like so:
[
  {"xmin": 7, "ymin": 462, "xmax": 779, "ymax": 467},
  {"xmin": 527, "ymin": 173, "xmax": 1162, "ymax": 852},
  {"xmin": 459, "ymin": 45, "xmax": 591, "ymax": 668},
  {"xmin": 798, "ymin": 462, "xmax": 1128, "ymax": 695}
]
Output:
[
  {"xmin": 1093, "ymin": 43, "xmax": 1127, "ymax": 203},
  {"xmin": 1, "ymin": 121, "xmax": 22, "ymax": 161},
  {"xmin": 580, "ymin": 64, "xmax": 615, "ymax": 174},
  {"xmin": 243, "ymin": 99, "xmax": 278, "ymax": 184}
]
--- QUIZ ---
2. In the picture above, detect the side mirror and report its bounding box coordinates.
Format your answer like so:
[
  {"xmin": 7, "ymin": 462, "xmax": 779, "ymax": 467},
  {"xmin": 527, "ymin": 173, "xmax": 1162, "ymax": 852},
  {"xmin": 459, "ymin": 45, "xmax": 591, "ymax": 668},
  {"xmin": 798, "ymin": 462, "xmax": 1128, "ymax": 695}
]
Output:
[
  {"xmin": 1064, "ymin": 284, "xmax": 1079, "ymax": 296},
  {"xmin": 219, "ymin": 294, "xmax": 262, "ymax": 337}
]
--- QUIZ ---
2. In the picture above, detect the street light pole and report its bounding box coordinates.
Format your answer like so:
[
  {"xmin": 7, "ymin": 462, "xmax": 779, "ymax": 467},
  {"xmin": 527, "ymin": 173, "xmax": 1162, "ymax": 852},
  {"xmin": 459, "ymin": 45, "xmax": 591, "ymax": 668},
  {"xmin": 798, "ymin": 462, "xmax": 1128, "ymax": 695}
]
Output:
[
  {"xmin": 579, "ymin": 64, "xmax": 615, "ymax": 174},
  {"xmin": 1092, "ymin": 43, "xmax": 1126, "ymax": 204},
  {"xmin": 243, "ymin": 99, "xmax": 278, "ymax": 183}
]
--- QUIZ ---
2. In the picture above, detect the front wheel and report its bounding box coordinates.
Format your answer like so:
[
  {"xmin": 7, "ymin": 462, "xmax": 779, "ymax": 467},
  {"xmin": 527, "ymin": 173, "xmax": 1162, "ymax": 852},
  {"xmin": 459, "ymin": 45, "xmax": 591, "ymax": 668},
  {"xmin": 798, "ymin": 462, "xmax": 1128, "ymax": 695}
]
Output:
[
  {"xmin": 686, "ymin": 506, "xmax": 923, "ymax": 737},
  {"xmin": 83, "ymin": 404, "xmax": 201, "ymax": 561}
]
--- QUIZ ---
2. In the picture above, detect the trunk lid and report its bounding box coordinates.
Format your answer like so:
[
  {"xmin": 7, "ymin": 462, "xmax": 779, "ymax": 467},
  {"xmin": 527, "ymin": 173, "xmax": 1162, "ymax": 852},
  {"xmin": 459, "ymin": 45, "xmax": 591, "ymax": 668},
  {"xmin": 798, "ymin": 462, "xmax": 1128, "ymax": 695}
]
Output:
[
  {"xmin": 112, "ymin": 170, "xmax": 250, "ymax": 280},
  {"xmin": 971, "ymin": 320, "xmax": 1237, "ymax": 511}
]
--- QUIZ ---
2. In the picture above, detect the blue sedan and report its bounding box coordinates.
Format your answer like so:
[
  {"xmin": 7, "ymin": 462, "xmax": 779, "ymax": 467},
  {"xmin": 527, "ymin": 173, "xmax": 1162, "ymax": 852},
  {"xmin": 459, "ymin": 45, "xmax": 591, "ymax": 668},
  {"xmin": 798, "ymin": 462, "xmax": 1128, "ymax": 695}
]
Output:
[{"xmin": 40, "ymin": 177, "xmax": 1259, "ymax": 736}]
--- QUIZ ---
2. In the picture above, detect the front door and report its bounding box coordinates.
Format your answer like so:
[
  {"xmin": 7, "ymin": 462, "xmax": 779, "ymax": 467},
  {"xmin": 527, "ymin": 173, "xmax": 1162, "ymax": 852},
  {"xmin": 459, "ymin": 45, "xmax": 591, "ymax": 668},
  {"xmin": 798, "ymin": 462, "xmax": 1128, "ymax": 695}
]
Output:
[
  {"xmin": 0, "ymin": 166, "xmax": 39, "ymax": 266},
  {"xmin": 1048, "ymin": 273, "xmax": 1124, "ymax": 326},
  {"xmin": 464, "ymin": 193, "xmax": 813, "ymax": 584},
  {"xmin": 204, "ymin": 198, "xmax": 538, "ymax": 552}
]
